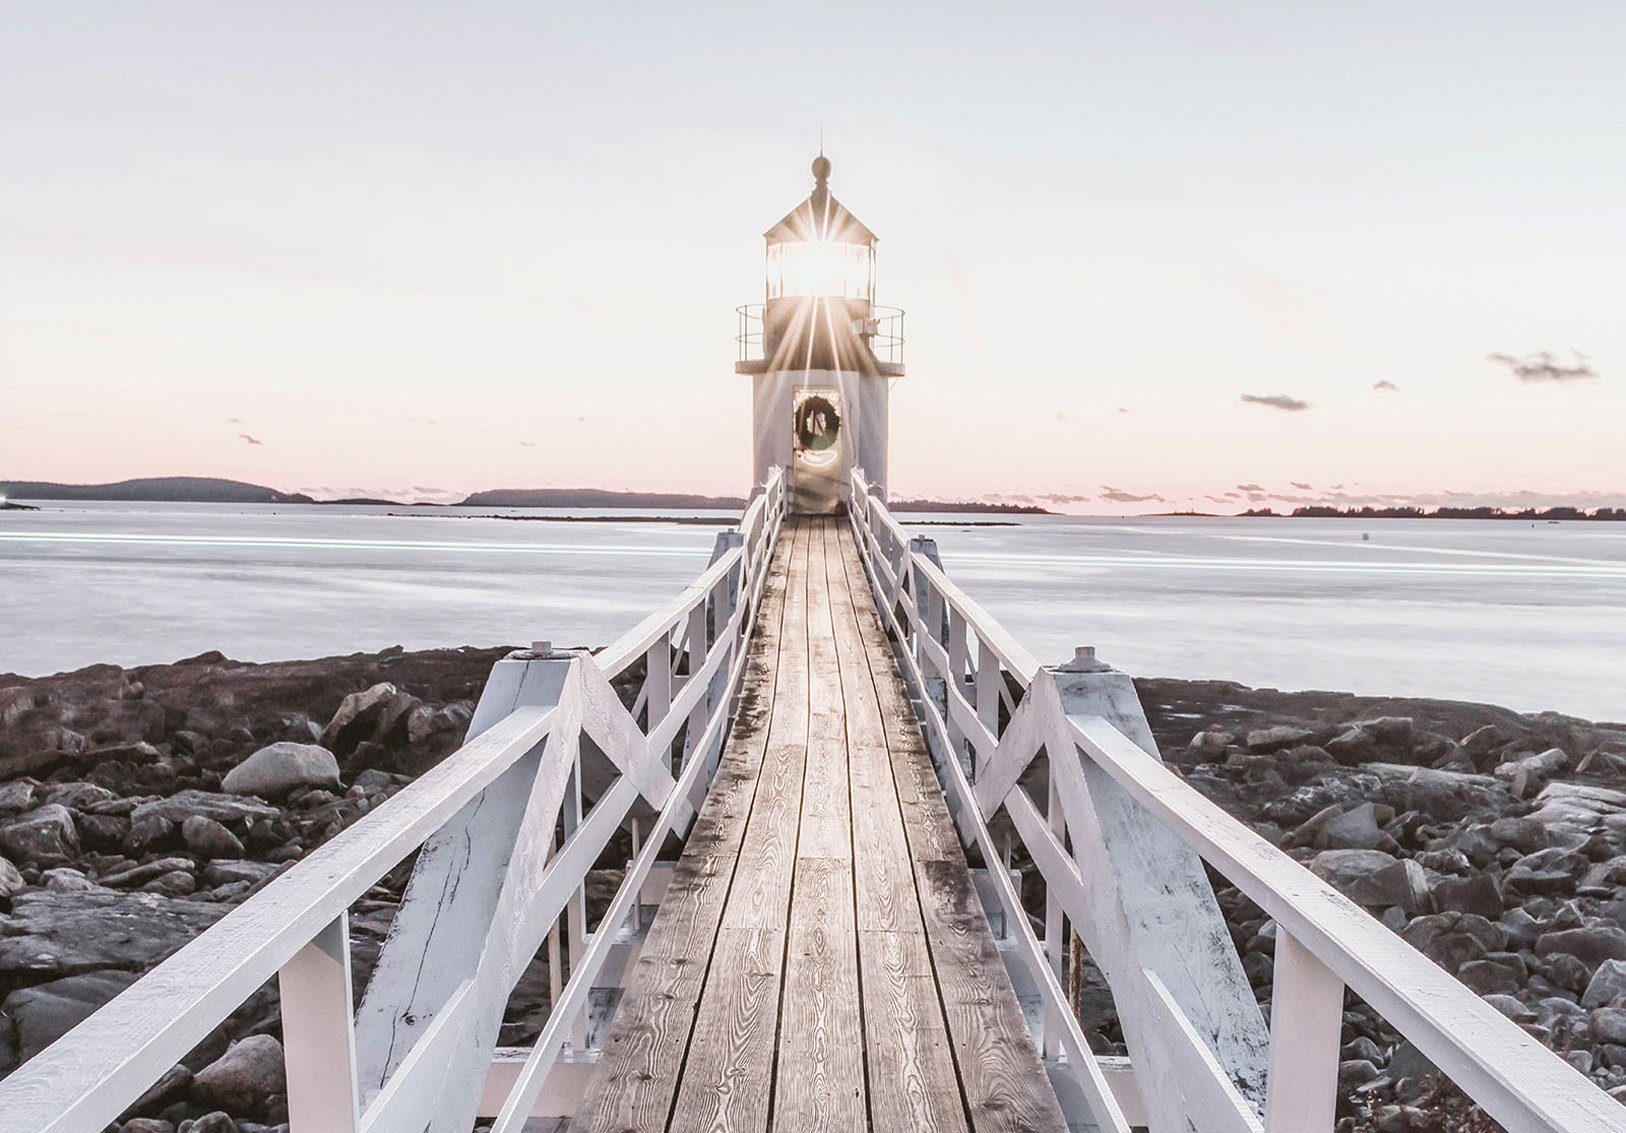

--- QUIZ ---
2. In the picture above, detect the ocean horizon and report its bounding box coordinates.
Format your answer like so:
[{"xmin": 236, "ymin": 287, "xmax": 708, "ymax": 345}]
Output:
[{"xmin": 4, "ymin": 499, "xmax": 1623, "ymax": 721}]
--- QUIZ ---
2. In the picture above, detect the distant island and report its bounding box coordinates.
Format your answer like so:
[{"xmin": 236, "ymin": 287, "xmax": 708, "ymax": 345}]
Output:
[
  {"xmin": 0, "ymin": 477, "xmax": 1053, "ymax": 514},
  {"xmin": 890, "ymin": 499, "xmax": 1054, "ymax": 515},
  {"xmin": 1240, "ymin": 505, "xmax": 1626, "ymax": 521},
  {"xmin": 1, "ymin": 477, "xmax": 316, "ymax": 504}
]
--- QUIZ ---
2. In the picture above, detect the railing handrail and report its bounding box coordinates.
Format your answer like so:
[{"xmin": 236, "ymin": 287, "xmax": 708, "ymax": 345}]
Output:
[
  {"xmin": 845, "ymin": 467, "xmax": 1620, "ymax": 1133},
  {"xmin": 0, "ymin": 467, "xmax": 788, "ymax": 1133}
]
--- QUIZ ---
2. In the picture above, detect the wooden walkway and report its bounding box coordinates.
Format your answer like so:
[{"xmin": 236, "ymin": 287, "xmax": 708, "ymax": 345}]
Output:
[{"xmin": 571, "ymin": 516, "xmax": 1067, "ymax": 1133}]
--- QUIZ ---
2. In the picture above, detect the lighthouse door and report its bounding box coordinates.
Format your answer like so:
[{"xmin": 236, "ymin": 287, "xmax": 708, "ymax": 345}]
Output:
[{"xmin": 791, "ymin": 388, "xmax": 843, "ymax": 514}]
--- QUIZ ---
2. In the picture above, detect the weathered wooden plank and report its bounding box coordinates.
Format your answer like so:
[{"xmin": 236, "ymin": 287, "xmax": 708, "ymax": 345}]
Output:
[
  {"xmin": 566, "ymin": 519, "xmax": 798, "ymax": 1133},
  {"xmin": 915, "ymin": 860, "xmax": 1069, "ymax": 1133},
  {"xmin": 858, "ymin": 947, "xmax": 970, "ymax": 1133},
  {"xmin": 719, "ymin": 518, "xmax": 811, "ymax": 934},
  {"xmin": 835, "ymin": 519, "xmax": 1070, "ymax": 1133},
  {"xmin": 795, "ymin": 523, "xmax": 851, "ymax": 861},
  {"xmin": 774, "ymin": 857, "xmax": 866, "ymax": 1131},
  {"xmin": 666, "ymin": 926, "xmax": 786, "ymax": 1133}
]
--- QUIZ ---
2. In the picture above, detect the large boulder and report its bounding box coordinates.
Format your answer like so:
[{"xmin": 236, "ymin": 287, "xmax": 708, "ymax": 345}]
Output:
[
  {"xmin": 1310, "ymin": 849, "xmax": 1428, "ymax": 911},
  {"xmin": 190, "ymin": 1033, "xmax": 287, "ymax": 1113},
  {"xmin": 130, "ymin": 790, "xmax": 279, "ymax": 828},
  {"xmin": 1536, "ymin": 926, "xmax": 1626, "ymax": 973},
  {"xmin": 0, "ymin": 969, "xmax": 139, "ymax": 1065},
  {"xmin": 0, "ymin": 891, "xmax": 224, "ymax": 979},
  {"xmin": 1584, "ymin": 959, "xmax": 1626, "ymax": 1008},
  {"xmin": 180, "ymin": 815, "xmax": 245, "ymax": 859},
  {"xmin": 0, "ymin": 804, "xmax": 80, "ymax": 866},
  {"xmin": 1402, "ymin": 912, "xmax": 1506, "ymax": 969},
  {"xmin": 321, "ymin": 682, "xmax": 421, "ymax": 756},
  {"xmin": 221, "ymin": 742, "xmax": 341, "ymax": 798},
  {"xmin": 1246, "ymin": 725, "xmax": 1313, "ymax": 753}
]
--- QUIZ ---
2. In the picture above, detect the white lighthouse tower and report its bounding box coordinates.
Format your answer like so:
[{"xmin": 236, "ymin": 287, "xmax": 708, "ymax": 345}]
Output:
[{"xmin": 737, "ymin": 155, "xmax": 904, "ymax": 513}]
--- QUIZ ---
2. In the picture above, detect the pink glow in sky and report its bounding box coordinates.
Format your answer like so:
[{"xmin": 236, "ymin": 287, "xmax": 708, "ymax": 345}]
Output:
[{"xmin": 1, "ymin": 4, "xmax": 1621, "ymax": 514}]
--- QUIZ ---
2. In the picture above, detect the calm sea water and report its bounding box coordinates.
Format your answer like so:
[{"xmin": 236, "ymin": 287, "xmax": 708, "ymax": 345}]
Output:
[{"xmin": 2, "ymin": 502, "xmax": 1622, "ymax": 721}]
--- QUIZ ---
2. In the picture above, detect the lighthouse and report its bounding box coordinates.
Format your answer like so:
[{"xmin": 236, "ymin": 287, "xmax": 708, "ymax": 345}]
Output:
[{"xmin": 737, "ymin": 155, "xmax": 904, "ymax": 513}]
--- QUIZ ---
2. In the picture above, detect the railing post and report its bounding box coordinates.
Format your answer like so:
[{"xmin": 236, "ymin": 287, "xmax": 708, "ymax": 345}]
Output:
[
  {"xmin": 1264, "ymin": 930, "xmax": 1344, "ymax": 1133},
  {"xmin": 279, "ymin": 912, "xmax": 361, "ymax": 1133}
]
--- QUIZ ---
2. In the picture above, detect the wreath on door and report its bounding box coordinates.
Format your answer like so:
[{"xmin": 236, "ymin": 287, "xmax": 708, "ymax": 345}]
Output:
[{"xmin": 794, "ymin": 394, "xmax": 841, "ymax": 452}]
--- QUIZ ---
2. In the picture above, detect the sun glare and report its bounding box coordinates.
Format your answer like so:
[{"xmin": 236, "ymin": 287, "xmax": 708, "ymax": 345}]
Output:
[{"xmin": 767, "ymin": 240, "xmax": 873, "ymax": 301}]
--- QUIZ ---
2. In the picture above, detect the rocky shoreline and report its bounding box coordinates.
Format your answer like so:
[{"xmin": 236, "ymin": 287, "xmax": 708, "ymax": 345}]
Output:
[{"xmin": 1, "ymin": 648, "xmax": 1623, "ymax": 1131}]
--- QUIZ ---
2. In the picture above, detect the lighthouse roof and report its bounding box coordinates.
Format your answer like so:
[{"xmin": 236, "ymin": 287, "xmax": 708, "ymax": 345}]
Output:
[{"xmin": 764, "ymin": 156, "xmax": 877, "ymax": 246}]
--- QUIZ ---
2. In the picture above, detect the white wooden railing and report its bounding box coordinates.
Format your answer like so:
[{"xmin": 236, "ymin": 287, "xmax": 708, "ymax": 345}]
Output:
[
  {"xmin": 847, "ymin": 468, "xmax": 1622, "ymax": 1133},
  {"xmin": 0, "ymin": 469, "xmax": 787, "ymax": 1133}
]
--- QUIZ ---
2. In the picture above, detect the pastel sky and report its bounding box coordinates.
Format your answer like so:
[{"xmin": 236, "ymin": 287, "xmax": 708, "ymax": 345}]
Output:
[{"xmin": 2, "ymin": 3, "xmax": 1621, "ymax": 513}]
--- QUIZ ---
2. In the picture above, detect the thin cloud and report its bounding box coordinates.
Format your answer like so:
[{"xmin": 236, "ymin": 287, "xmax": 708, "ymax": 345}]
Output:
[
  {"xmin": 1372, "ymin": 380, "xmax": 1400, "ymax": 392},
  {"xmin": 226, "ymin": 416, "xmax": 245, "ymax": 425},
  {"xmin": 1116, "ymin": 407, "xmax": 1131, "ymax": 414},
  {"xmin": 1236, "ymin": 483, "xmax": 1265, "ymax": 493},
  {"xmin": 1099, "ymin": 484, "xmax": 1167, "ymax": 504},
  {"xmin": 1291, "ymin": 481, "xmax": 1313, "ymax": 490},
  {"xmin": 1241, "ymin": 393, "xmax": 1311, "ymax": 411},
  {"xmin": 236, "ymin": 434, "xmax": 262, "ymax": 446},
  {"xmin": 409, "ymin": 417, "xmax": 440, "ymax": 426},
  {"xmin": 518, "ymin": 440, "xmax": 535, "ymax": 448},
  {"xmin": 1487, "ymin": 350, "xmax": 1599, "ymax": 383}
]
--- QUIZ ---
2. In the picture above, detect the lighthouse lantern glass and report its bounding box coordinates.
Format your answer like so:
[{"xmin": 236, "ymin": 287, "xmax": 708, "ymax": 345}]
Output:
[{"xmin": 767, "ymin": 240, "xmax": 873, "ymax": 301}]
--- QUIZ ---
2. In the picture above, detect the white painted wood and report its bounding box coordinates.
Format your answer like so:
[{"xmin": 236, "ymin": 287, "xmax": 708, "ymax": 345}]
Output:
[
  {"xmin": 354, "ymin": 654, "xmax": 568, "ymax": 1098},
  {"xmin": 1141, "ymin": 970, "xmax": 1265, "ymax": 1133},
  {"xmin": 279, "ymin": 913, "xmax": 361, "ymax": 1133},
  {"xmin": 1264, "ymin": 930, "xmax": 1344, "ymax": 1133},
  {"xmin": 360, "ymin": 978, "xmax": 473, "ymax": 1133}
]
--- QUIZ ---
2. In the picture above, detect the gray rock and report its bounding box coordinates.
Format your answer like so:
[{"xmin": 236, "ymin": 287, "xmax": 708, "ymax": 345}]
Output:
[
  {"xmin": 0, "ymin": 803, "xmax": 80, "ymax": 866},
  {"xmin": 1537, "ymin": 926, "xmax": 1626, "ymax": 971},
  {"xmin": 1504, "ymin": 847, "xmax": 1587, "ymax": 895},
  {"xmin": 1493, "ymin": 747, "xmax": 1568, "ymax": 787},
  {"xmin": 183, "ymin": 1114, "xmax": 236, "ymax": 1133},
  {"xmin": 131, "ymin": 791, "xmax": 279, "ymax": 828},
  {"xmin": 191, "ymin": 1033, "xmax": 287, "ymax": 1112},
  {"xmin": 124, "ymin": 815, "xmax": 176, "ymax": 854},
  {"xmin": 1319, "ymin": 803, "xmax": 1384, "ymax": 850},
  {"xmin": 1402, "ymin": 912, "xmax": 1506, "ymax": 968},
  {"xmin": 1387, "ymin": 1040, "xmax": 1437, "ymax": 1084},
  {"xmin": 1310, "ymin": 849, "xmax": 1416, "ymax": 907},
  {"xmin": 1458, "ymin": 958, "xmax": 1521, "ymax": 995},
  {"xmin": 1594, "ymin": 1007, "xmax": 1626, "ymax": 1046},
  {"xmin": 1246, "ymin": 725, "xmax": 1313, "ymax": 753},
  {"xmin": 0, "ymin": 779, "xmax": 38, "ymax": 813},
  {"xmin": 1355, "ymin": 716, "xmax": 1414, "ymax": 747},
  {"xmin": 125, "ymin": 1062, "xmax": 192, "ymax": 1117},
  {"xmin": 321, "ymin": 682, "xmax": 420, "ymax": 755},
  {"xmin": 0, "ymin": 854, "xmax": 24, "ymax": 898},
  {"xmin": 181, "ymin": 815, "xmax": 245, "ymax": 859},
  {"xmin": 222, "ymin": 742, "xmax": 341, "ymax": 798},
  {"xmin": 1584, "ymin": 959, "xmax": 1626, "ymax": 1008},
  {"xmin": 1324, "ymin": 727, "xmax": 1378, "ymax": 764},
  {"xmin": 40, "ymin": 867, "xmax": 98, "ymax": 892},
  {"xmin": 201, "ymin": 859, "xmax": 280, "ymax": 888},
  {"xmin": 0, "ymin": 970, "xmax": 139, "ymax": 1062},
  {"xmin": 1339, "ymin": 1058, "xmax": 1380, "ymax": 1085},
  {"xmin": 1482, "ymin": 993, "xmax": 1534, "ymax": 1022},
  {"xmin": 1429, "ymin": 873, "xmax": 1503, "ymax": 919},
  {"xmin": 352, "ymin": 768, "xmax": 397, "ymax": 792},
  {"xmin": 143, "ymin": 870, "xmax": 197, "ymax": 897},
  {"xmin": 42, "ymin": 782, "xmax": 118, "ymax": 810},
  {"xmin": 99, "ymin": 856, "xmax": 195, "ymax": 889},
  {"xmin": 120, "ymin": 1120, "xmax": 176, "ymax": 1133},
  {"xmin": 0, "ymin": 891, "xmax": 224, "ymax": 978}
]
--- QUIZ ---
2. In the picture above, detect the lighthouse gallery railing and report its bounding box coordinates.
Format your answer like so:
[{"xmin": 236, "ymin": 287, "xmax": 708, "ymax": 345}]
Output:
[
  {"xmin": 0, "ymin": 471, "xmax": 787, "ymax": 1133},
  {"xmin": 846, "ymin": 467, "xmax": 1619, "ymax": 1133}
]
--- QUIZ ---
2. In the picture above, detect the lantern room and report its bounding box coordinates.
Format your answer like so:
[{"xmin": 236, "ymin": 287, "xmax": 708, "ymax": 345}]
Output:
[{"xmin": 737, "ymin": 155, "xmax": 904, "ymax": 514}]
